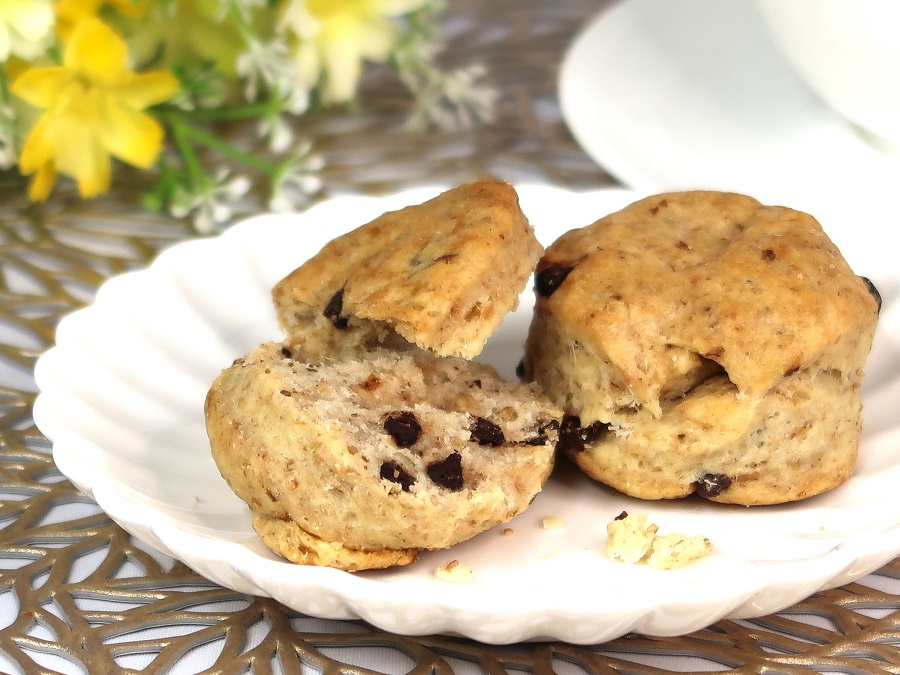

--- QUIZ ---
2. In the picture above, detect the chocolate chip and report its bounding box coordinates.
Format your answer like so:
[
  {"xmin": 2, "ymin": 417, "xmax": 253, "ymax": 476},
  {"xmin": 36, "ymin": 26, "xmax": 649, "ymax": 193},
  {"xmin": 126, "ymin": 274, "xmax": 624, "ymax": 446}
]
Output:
[
  {"xmin": 470, "ymin": 417, "xmax": 505, "ymax": 446},
  {"xmin": 556, "ymin": 415, "xmax": 610, "ymax": 454},
  {"xmin": 522, "ymin": 419, "xmax": 560, "ymax": 446},
  {"xmin": 280, "ymin": 347, "xmax": 292, "ymax": 359},
  {"xmin": 280, "ymin": 389, "xmax": 292, "ymax": 397},
  {"xmin": 692, "ymin": 473, "xmax": 733, "ymax": 498},
  {"xmin": 535, "ymin": 264, "xmax": 574, "ymax": 297},
  {"xmin": 761, "ymin": 249, "xmax": 777, "ymax": 261},
  {"xmin": 323, "ymin": 288, "xmax": 349, "ymax": 329},
  {"xmin": 582, "ymin": 420, "xmax": 612, "ymax": 444},
  {"xmin": 383, "ymin": 411, "xmax": 421, "ymax": 448},
  {"xmin": 380, "ymin": 461, "xmax": 414, "ymax": 491},
  {"xmin": 427, "ymin": 453, "xmax": 463, "ymax": 490},
  {"xmin": 859, "ymin": 276, "xmax": 882, "ymax": 314},
  {"xmin": 471, "ymin": 379, "xmax": 482, "ymax": 389},
  {"xmin": 614, "ymin": 511, "xmax": 628, "ymax": 521},
  {"xmin": 557, "ymin": 415, "xmax": 586, "ymax": 454},
  {"xmin": 515, "ymin": 359, "xmax": 525, "ymax": 379}
]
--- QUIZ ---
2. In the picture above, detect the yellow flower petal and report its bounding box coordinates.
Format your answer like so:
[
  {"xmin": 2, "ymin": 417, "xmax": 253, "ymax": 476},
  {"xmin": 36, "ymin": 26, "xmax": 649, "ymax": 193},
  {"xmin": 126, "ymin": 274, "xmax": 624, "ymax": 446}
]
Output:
[
  {"xmin": 99, "ymin": 100, "xmax": 164, "ymax": 168},
  {"xmin": 54, "ymin": 130, "xmax": 111, "ymax": 198},
  {"xmin": 319, "ymin": 30, "xmax": 364, "ymax": 103},
  {"xmin": 115, "ymin": 70, "xmax": 180, "ymax": 109},
  {"xmin": 11, "ymin": 67, "xmax": 70, "ymax": 108},
  {"xmin": 17, "ymin": 116, "xmax": 54, "ymax": 172},
  {"xmin": 27, "ymin": 160, "xmax": 57, "ymax": 201},
  {"xmin": 356, "ymin": 19, "xmax": 395, "ymax": 61},
  {"xmin": 65, "ymin": 19, "xmax": 128, "ymax": 84}
]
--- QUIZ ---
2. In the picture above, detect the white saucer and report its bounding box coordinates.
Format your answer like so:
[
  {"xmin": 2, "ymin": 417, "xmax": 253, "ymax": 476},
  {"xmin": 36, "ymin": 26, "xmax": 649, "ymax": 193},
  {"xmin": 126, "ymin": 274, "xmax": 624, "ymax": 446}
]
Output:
[{"xmin": 559, "ymin": 0, "xmax": 900, "ymax": 276}]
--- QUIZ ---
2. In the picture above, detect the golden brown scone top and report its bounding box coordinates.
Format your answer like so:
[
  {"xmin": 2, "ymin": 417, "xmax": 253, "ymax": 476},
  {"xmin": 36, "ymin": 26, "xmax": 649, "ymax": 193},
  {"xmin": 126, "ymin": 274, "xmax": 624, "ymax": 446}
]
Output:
[
  {"xmin": 534, "ymin": 191, "xmax": 879, "ymax": 406},
  {"xmin": 272, "ymin": 179, "xmax": 542, "ymax": 359}
]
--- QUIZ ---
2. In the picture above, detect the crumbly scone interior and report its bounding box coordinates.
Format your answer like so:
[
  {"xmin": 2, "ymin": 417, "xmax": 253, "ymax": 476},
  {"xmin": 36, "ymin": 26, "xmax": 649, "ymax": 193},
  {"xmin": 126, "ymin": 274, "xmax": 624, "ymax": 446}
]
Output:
[
  {"xmin": 284, "ymin": 344, "xmax": 558, "ymax": 494},
  {"xmin": 206, "ymin": 340, "xmax": 560, "ymax": 564}
]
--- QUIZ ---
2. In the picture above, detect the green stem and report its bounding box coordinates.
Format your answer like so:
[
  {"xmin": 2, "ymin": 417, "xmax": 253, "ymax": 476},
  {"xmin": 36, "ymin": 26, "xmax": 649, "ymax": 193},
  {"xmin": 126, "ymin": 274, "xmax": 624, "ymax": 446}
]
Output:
[
  {"xmin": 169, "ymin": 122, "xmax": 208, "ymax": 190},
  {"xmin": 164, "ymin": 98, "xmax": 282, "ymax": 123},
  {"xmin": 178, "ymin": 123, "xmax": 277, "ymax": 176}
]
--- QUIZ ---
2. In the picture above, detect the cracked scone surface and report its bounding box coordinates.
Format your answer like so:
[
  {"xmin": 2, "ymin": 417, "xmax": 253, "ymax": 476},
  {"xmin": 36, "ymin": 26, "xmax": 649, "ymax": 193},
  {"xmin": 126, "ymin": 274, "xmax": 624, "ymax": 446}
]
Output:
[
  {"xmin": 205, "ymin": 341, "xmax": 560, "ymax": 571},
  {"xmin": 523, "ymin": 191, "xmax": 880, "ymax": 505},
  {"xmin": 271, "ymin": 179, "xmax": 543, "ymax": 361}
]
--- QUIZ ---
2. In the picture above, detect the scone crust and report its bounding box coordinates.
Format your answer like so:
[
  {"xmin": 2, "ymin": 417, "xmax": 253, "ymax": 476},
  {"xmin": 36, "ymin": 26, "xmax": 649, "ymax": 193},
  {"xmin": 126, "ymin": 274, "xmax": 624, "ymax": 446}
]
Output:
[
  {"xmin": 272, "ymin": 179, "xmax": 542, "ymax": 360},
  {"xmin": 525, "ymin": 191, "xmax": 879, "ymax": 505}
]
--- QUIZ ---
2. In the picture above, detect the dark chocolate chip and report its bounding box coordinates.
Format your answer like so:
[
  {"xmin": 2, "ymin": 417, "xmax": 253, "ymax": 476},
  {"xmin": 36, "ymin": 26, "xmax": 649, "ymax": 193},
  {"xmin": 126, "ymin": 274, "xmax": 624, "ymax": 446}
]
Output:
[
  {"xmin": 556, "ymin": 415, "xmax": 609, "ymax": 454},
  {"xmin": 471, "ymin": 379, "xmax": 482, "ymax": 389},
  {"xmin": 280, "ymin": 347, "xmax": 292, "ymax": 359},
  {"xmin": 470, "ymin": 417, "xmax": 505, "ymax": 446},
  {"xmin": 556, "ymin": 415, "xmax": 586, "ymax": 454},
  {"xmin": 427, "ymin": 453, "xmax": 464, "ymax": 490},
  {"xmin": 522, "ymin": 419, "xmax": 560, "ymax": 446},
  {"xmin": 761, "ymin": 249, "xmax": 777, "ymax": 261},
  {"xmin": 859, "ymin": 276, "xmax": 882, "ymax": 314},
  {"xmin": 380, "ymin": 461, "xmax": 414, "ymax": 491},
  {"xmin": 581, "ymin": 420, "xmax": 612, "ymax": 444},
  {"xmin": 614, "ymin": 511, "xmax": 629, "ymax": 521},
  {"xmin": 692, "ymin": 473, "xmax": 733, "ymax": 498},
  {"xmin": 515, "ymin": 359, "xmax": 526, "ymax": 379},
  {"xmin": 383, "ymin": 411, "xmax": 421, "ymax": 448},
  {"xmin": 323, "ymin": 288, "xmax": 349, "ymax": 329},
  {"xmin": 280, "ymin": 389, "xmax": 292, "ymax": 397},
  {"xmin": 535, "ymin": 264, "xmax": 574, "ymax": 297}
]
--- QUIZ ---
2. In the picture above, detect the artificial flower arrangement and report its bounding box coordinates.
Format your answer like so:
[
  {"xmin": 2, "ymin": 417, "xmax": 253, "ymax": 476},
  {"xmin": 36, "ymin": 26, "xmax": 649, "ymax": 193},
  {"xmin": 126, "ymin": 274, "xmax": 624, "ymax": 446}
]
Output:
[{"xmin": 0, "ymin": 0, "xmax": 495, "ymax": 231}]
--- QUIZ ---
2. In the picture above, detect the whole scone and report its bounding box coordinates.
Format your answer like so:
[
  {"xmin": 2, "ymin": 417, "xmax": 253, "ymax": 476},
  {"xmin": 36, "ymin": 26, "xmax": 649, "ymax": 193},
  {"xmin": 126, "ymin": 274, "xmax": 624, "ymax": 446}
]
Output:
[
  {"xmin": 272, "ymin": 179, "xmax": 542, "ymax": 361},
  {"xmin": 522, "ymin": 191, "xmax": 880, "ymax": 505},
  {"xmin": 206, "ymin": 340, "xmax": 560, "ymax": 571}
]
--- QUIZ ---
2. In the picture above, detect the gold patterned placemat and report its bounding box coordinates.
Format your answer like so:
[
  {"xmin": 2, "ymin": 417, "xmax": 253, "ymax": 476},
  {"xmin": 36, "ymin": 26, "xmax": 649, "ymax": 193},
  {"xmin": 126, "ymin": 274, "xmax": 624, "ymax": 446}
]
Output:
[{"xmin": 1, "ymin": 1, "xmax": 899, "ymax": 673}]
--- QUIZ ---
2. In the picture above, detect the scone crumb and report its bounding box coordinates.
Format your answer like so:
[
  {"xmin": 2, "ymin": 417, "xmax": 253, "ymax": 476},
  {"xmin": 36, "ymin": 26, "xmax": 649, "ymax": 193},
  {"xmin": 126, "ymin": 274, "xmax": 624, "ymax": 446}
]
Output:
[
  {"xmin": 605, "ymin": 512, "xmax": 712, "ymax": 569},
  {"xmin": 605, "ymin": 512, "xmax": 657, "ymax": 564},
  {"xmin": 542, "ymin": 515, "xmax": 566, "ymax": 530},
  {"xmin": 501, "ymin": 527, "xmax": 514, "ymax": 536},
  {"xmin": 646, "ymin": 533, "xmax": 713, "ymax": 570},
  {"xmin": 434, "ymin": 560, "xmax": 474, "ymax": 583}
]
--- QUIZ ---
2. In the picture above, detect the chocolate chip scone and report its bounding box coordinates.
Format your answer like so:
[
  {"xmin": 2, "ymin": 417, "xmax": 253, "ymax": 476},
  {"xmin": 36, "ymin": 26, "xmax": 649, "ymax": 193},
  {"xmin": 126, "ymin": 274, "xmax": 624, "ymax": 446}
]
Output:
[
  {"xmin": 522, "ymin": 191, "xmax": 880, "ymax": 505},
  {"xmin": 206, "ymin": 340, "xmax": 561, "ymax": 571},
  {"xmin": 272, "ymin": 179, "xmax": 542, "ymax": 361}
]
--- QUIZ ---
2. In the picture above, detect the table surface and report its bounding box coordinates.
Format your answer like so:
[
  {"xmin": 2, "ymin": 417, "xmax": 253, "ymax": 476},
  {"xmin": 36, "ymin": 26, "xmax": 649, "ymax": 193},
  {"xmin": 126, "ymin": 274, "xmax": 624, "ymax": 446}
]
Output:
[{"xmin": 2, "ymin": 1, "xmax": 900, "ymax": 673}]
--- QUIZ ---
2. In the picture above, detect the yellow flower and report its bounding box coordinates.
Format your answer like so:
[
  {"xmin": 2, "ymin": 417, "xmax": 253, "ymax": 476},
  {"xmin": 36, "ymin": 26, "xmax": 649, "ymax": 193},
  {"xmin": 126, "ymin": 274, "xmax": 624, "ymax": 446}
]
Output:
[
  {"xmin": 55, "ymin": 0, "xmax": 148, "ymax": 40},
  {"xmin": 0, "ymin": 0, "xmax": 54, "ymax": 61},
  {"xmin": 281, "ymin": 0, "xmax": 427, "ymax": 104},
  {"xmin": 12, "ymin": 18, "xmax": 178, "ymax": 201}
]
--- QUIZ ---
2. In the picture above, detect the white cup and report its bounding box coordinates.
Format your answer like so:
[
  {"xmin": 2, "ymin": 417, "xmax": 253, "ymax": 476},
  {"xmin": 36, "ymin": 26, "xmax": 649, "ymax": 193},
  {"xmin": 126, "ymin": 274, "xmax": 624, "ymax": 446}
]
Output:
[{"xmin": 756, "ymin": 0, "xmax": 900, "ymax": 155}]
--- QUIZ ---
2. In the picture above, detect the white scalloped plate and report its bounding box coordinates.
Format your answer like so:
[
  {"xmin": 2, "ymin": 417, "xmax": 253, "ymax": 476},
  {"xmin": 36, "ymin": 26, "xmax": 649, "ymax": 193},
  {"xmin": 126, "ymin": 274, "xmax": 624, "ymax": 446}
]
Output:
[{"xmin": 33, "ymin": 185, "xmax": 900, "ymax": 645}]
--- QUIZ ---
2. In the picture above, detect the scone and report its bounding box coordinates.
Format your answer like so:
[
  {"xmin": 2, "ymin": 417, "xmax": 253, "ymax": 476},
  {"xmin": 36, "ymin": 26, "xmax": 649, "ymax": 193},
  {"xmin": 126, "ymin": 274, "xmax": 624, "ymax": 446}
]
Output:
[
  {"xmin": 522, "ymin": 191, "xmax": 880, "ymax": 505},
  {"xmin": 272, "ymin": 179, "xmax": 542, "ymax": 361},
  {"xmin": 206, "ymin": 340, "xmax": 560, "ymax": 571}
]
